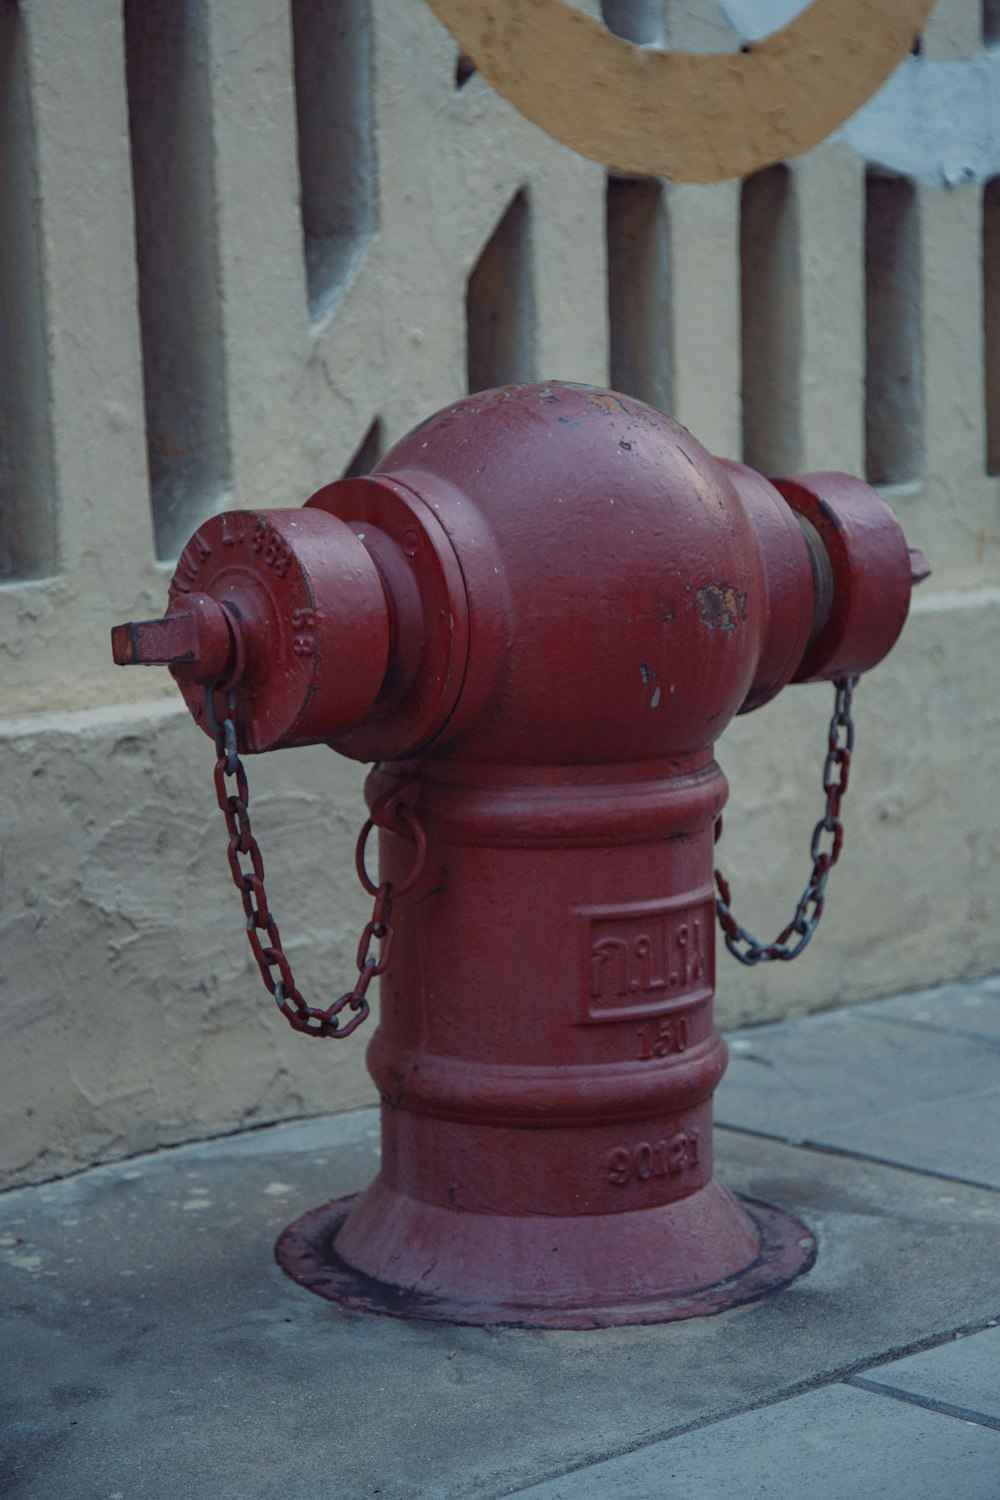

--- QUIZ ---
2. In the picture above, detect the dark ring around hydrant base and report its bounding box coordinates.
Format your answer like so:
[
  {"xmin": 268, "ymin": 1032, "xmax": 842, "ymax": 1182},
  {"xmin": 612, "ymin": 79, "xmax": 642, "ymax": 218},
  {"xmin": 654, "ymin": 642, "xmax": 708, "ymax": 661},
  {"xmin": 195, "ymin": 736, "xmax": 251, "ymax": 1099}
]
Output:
[{"xmin": 274, "ymin": 1195, "xmax": 816, "ymax": 1329}]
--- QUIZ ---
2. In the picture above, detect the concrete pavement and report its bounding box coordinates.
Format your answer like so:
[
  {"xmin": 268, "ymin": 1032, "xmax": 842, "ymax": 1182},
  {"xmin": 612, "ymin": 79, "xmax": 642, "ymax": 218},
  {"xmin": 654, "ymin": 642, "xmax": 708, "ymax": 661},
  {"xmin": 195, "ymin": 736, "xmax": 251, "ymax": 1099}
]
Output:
[{"xmin": 2, "ymin": 974, "xmax": 998, "ymax": 1498}]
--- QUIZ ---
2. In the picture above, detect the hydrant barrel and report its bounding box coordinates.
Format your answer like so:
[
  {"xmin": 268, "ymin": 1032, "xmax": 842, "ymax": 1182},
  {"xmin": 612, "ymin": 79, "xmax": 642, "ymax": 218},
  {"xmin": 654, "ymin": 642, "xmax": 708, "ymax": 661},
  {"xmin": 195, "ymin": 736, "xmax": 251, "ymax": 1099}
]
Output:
[{"xmin": 112, "ymin": 383, "xmax": 920, "ymax": 1326}]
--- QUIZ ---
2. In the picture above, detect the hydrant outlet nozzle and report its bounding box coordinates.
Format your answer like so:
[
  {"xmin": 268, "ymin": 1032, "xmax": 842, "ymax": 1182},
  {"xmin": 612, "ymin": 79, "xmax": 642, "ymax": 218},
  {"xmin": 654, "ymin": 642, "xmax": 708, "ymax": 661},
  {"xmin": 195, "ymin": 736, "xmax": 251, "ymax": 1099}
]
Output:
[
  {"xmin": 112, "ymin": 507, "xmax": 394, "ymax": 752},
  {"xmin": 110, "ymin": 593, "xmax": 236, "ymax": 686}
]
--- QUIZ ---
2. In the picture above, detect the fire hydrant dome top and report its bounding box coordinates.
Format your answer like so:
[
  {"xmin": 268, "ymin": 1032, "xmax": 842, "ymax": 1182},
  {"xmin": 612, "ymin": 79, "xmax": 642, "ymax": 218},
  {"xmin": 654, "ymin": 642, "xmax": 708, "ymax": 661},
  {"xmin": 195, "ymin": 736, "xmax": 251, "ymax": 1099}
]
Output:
[{"xmin": 377, "ymin": 382, "xmax": 769, "ymax": 764}]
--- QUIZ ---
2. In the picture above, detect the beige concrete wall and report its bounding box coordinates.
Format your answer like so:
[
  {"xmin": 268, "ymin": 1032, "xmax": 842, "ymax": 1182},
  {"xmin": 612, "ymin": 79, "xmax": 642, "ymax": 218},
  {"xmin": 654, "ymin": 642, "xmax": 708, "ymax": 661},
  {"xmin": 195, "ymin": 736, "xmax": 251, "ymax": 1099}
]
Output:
[{"xmin": 1, "ymin": 0, "xmax": 997, "ymax": 1186}]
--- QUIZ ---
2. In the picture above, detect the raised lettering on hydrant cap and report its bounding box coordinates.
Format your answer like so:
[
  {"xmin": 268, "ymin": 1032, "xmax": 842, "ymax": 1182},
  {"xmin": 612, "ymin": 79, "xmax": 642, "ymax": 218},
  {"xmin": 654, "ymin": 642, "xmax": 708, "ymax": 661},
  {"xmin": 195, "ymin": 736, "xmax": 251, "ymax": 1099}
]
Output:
[{"xmin": 111, "ymin": 382, "xmax": 924, "ymax": 1328}]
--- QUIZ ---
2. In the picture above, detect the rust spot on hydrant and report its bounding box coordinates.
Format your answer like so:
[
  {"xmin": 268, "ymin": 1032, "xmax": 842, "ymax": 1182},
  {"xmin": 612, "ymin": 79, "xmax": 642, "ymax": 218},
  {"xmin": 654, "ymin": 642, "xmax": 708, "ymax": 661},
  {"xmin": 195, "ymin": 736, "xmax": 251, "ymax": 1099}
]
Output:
[
  {"xmin": 696, "ymin": 582, "xmax": 748, "ymax": 631},
  {"xmin": 583, "ymin": 390, "xmax": 630, "ymax": 417}
]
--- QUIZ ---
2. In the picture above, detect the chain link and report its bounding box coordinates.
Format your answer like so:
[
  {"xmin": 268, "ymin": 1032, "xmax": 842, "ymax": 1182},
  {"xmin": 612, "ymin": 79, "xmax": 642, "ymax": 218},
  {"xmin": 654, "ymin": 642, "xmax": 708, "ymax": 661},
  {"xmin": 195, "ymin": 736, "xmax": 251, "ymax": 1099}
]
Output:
[
  {"xmin": 205, "ymin": 688, "xmax": 425, "ymax": 1038},
  {"xmin": 714, "ymin": 676, "xmax": 857, "ymax": 965}
]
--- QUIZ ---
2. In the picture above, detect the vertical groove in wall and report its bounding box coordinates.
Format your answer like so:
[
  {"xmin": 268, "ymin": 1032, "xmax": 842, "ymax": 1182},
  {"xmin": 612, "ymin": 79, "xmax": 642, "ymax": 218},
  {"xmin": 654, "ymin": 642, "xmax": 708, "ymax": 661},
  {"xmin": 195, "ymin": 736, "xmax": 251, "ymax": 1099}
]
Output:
[
  {"xmin": 466, "ymin": 192, "xmax": 534, "ymax": 394},
  {"xmin": 865, "ymin": 172, "xmax": 923, "ymax": 486},
  {"xmin": 606, "ymin": 176, "xmax": 671, "ymax": 414},
  {"xmin": 0, "ymin": 1, "xmax": 56, "ymax": 581},
  {"xmin": 985, "ymin": 1, "xmax": 1000, "ymax": 46},
  {"xmin": 293, "ymin": 0, "xmax": 375, "ymax": 321},
  {"xmin": 342, "ymin": 418, "xmax": 381, "ymax": 478},
  {"xmin": 740, "ymin": 163, "xmax": 801, "ymax": 476},
  {"xmin": 985, "ymin": 180, "xmax": 1000, "ymax": 474},
  {"xmin": 124, "ymin": 0, "xmax": 229, "ymax": 562},
  {"xmin": 601, "ymin": 0, "xmax": 662, "ymax": 44}
]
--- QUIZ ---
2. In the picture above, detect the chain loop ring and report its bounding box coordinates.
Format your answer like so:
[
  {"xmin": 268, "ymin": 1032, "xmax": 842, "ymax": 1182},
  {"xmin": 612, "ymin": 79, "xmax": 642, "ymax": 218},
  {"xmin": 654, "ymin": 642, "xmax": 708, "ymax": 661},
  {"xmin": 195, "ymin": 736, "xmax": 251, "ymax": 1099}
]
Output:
[{"xmin": 355, "ymin": 806, "xmax": 427, "ymax": 898}]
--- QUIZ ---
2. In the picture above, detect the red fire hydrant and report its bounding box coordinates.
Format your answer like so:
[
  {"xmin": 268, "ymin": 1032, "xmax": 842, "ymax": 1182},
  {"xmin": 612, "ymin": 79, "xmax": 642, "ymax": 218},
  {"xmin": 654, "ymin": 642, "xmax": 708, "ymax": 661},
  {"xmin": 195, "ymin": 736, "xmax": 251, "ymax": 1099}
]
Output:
[{"xmin": 112, "ymin": 382, "xmax": 921, "ymax": 1327}]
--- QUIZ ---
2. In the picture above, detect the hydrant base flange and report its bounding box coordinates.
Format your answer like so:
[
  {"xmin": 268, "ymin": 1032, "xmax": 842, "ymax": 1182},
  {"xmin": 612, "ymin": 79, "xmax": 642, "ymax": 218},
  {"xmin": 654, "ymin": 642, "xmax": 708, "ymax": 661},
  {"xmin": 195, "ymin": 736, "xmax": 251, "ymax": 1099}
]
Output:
[{"xmin": 275, "ymin": 1194, "xmax": 816, "ymax": 1329}]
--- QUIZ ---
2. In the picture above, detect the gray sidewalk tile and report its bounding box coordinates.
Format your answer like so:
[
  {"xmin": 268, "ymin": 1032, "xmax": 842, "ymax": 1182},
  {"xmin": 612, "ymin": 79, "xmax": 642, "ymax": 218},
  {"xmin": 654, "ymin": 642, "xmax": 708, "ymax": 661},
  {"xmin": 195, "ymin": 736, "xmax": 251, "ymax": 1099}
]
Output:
[
  {"xmin": 507, "ymin": 1384, "xmax": 1000, "ymax": 1500},
  {"xmin": 854, "ymin": 975, "xmax": 1000, "ymax": 1044},
  {"xmin": 817, "ymin": 1086, "xmax": 1000, "ymax": 1189},
  {"xmin": 3, "ymin": 1116, "xmax": 999, "ymax": 1500},
  {"xmin": 716, "ymin": 992, "xmax": 1000, "ymax": 1183},
  {"xmin": 849, "ymin": 1324, "xmax": 1000, "ymax": 1426}
]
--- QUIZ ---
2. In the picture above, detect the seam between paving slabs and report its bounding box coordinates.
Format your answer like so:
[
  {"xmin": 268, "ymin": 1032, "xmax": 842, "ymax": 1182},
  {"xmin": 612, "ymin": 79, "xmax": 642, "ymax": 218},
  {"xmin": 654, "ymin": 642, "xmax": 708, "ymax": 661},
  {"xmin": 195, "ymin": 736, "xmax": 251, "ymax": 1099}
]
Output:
[
  {"xmin": 714, "ymin": 1122, "xmax": 1000, "ymax": 1194},
  {"xmin": 490, "ymin": 1320, "xmax": 1000, "ymax": 1500},
  {"xmin": 0, "ymin": 1106, "xmax": 382, "ymax": 1198},
  {"xmin": 855, "ymin": 1012, "xmax": 1000, "ymax": 1050},
  {"xmin": 845, "ymin": 1376, "xmax": 1000, "ymax": 1432}
]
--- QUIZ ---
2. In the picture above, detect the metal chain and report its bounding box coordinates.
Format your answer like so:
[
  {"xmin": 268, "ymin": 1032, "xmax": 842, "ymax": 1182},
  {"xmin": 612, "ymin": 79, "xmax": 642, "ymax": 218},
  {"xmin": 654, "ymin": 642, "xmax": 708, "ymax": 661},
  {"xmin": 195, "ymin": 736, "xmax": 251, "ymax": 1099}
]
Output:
[
  {"xmin": 205, "ymin": 688, "xmax": 425, "ymax": 1038},
  {"xmin": 714, "ymin": 676, "xmax": 857, "ymax": 965}
]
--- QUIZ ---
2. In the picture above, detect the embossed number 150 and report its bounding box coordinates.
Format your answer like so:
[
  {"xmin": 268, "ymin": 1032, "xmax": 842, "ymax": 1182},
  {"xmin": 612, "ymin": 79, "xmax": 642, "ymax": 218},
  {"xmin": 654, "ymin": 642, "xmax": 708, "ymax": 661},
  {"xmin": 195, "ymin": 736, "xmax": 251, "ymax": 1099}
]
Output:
[{"xmin": 636, "ymin": 1015, "xmax": 689, "ymax": 1059}]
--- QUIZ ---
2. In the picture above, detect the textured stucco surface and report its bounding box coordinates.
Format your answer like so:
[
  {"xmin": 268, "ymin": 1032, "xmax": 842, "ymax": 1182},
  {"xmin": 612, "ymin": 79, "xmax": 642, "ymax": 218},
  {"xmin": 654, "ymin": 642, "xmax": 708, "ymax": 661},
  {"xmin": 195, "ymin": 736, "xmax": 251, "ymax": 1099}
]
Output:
[
  {"xmin": 0, "ymin": 704, "xmax": 376, "ymax": 1187},
  {"xmin": 1, "ymin": 0, "xmax": 998, "ymax": 1186}
]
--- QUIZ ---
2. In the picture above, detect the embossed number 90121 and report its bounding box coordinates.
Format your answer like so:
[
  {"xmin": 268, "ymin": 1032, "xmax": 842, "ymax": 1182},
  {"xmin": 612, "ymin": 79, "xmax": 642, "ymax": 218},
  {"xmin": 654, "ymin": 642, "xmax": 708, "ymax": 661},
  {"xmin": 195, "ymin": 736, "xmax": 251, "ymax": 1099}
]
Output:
[{"xmin": 606, "ymin": 1130, "xmax": 700, "ymax": 1187}]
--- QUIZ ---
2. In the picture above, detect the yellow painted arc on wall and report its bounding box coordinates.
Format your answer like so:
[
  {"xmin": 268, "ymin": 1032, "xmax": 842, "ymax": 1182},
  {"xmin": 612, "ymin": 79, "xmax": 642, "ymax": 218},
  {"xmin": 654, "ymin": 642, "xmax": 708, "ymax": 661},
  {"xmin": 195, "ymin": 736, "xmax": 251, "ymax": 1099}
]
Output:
[{"xmin": 426, "ymin": 0, "xmax": 935, "ymax": 183}]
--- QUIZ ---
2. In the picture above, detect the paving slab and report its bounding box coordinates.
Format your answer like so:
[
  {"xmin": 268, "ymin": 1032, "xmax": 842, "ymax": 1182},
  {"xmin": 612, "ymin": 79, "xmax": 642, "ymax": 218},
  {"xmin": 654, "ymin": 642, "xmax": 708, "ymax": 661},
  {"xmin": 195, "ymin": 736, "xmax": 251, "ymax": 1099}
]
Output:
[
  {"xmin": 848, "ymin": 1323, "xmax": 1000, "ymax": 1427},
  {"xmin": 816, "ymin": 1086, "xmax": 1000, "ymax": 1189},
  {"xmin": 717, "ymin": 985, "xmax": 1000, "ymax": 1188},
  {"xmin": 506, "ymin": 1382, "xmax": 1000, "ymax": 1500},
  {"xmin": 854, "ymin": 974, "xmax": 1000, "ymax": 1044},
  {"xmin": 2, "ymin": 1108, "xmax": 999, "ymax": 1500}
]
